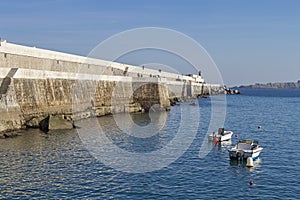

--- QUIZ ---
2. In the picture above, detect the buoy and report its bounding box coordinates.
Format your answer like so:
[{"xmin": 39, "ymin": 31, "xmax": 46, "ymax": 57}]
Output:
[
  {"xmin": 249, "ymin": 180, "xmax": 253, "ymax": 186},
  {"xmin": 214, "ymin": 137, "xmax": 219, "ymax": 144},
  {"xmin": 246, "ymin": 157, "xmax": 254, "ymax": 167},
  {"xmin": 235, "ymin": 134, "xmax": 238, "ymax": 138},
  {"xmin": 258, "ymin": 125, "xmax": 262, "ymax": 129}
]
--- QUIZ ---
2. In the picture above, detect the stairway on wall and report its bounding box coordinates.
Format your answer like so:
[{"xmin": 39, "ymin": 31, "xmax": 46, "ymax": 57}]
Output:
[{"xmin": 0, "ymin": 68, "xmax": 18, "ymax": 98}]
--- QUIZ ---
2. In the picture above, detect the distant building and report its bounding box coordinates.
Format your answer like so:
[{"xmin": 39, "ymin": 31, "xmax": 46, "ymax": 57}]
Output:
[{"xmin": 186, "ymin": 74, "xmax": 204, "ymax": 83}]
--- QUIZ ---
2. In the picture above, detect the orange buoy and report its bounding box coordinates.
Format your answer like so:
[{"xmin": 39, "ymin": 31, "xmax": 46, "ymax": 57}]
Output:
[
  {"xmin": 249, "ymin": 180, "xmax": 253, "ymax": 186},
  {"xmin": 214, "ymin": 138, "xmax": 219, "ymax": 144}
]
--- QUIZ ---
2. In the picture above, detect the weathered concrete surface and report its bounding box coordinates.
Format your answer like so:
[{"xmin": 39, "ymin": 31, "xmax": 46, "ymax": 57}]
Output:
[
  {"xmin": 0, "ymin": 41, "xmax": 204, "ymax": 82},
  {"xmin": 132, "ymin": 81, "xmax": 170, "ymax": 112},
  {"xmin": 0, "ymin": 76, "xmax": 171, "ymax": 133},
  {"xmin": 0, "ymin": 78, "xmax": 24, "ymax": 132},
  {"xmin": 0, "ymin": 41, "xmax": 225, "ymax": 134}
]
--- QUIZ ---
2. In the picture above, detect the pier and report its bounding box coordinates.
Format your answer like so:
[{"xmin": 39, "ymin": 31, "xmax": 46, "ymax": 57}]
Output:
[{"xmin": 0, "ymin": 40, "xmax": 224, "ymax": 133}]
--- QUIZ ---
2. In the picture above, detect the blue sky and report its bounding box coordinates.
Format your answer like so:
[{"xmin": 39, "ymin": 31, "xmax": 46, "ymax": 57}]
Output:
[{"xmin": 0, "ymin": 0, "xmax": 299, "ymax": 86}]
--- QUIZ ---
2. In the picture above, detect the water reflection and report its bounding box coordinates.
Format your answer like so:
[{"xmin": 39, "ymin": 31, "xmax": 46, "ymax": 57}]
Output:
[
  {"xmin": 93, "ymin": 112, "xmax": 176, "ymax": 153},
  {"xmin": 76, "ymin": 103, "xmax": 201, "ymax": 173},
  {"xmin": 229, "ymin": 158, "xmax": 263, "ymax": 171},
  {"xmin": 113, "ymin": 110, "xmax": 168, "ymax": 138}
]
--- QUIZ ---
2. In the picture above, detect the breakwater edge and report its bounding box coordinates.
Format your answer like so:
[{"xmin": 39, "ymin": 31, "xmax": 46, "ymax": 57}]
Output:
[{"xmin": 0, "ymin": 40, "xmax": 228, "ymax": 135}]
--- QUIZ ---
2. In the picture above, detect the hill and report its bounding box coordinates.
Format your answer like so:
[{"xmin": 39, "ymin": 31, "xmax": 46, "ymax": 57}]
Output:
[{"xmin": 238, "ymin": 80, "xmax": 300, "ymax": 89}]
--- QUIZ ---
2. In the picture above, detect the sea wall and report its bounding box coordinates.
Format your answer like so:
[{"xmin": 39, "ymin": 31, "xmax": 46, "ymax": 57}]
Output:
[
  {"xmin": 0, "ymin": 74, "xmax": 170, "ymax": 132},
  {"xmin": 0, "ymin": 41, "xmax": 224, "ymax": 133}
]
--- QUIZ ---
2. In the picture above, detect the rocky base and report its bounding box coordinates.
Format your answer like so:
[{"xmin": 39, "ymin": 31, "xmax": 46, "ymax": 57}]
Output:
[
  {"xmin": 0, "ymin": 114, "xmax": 75, "ymax": 138},
  {"xmin": 224, "ymin": 87, "xmax": 240, "ymax": 94},
  {"xmin": 37, "ymin": 115, "xmax": 74, "ymax": 133},
  {"xmin": 0, "ymin": 131, "xmax": 23, "ymax": 139}
]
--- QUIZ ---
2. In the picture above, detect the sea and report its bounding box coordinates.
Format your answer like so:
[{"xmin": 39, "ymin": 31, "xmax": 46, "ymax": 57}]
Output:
[{"xmin": 0, "ymin": 88, "xmax": 299, "ymax": 199}]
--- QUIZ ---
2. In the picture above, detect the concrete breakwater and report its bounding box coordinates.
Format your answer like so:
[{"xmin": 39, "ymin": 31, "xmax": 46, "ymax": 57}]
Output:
[{"xmin": 0, "ymin": 41, "xmax": 224, "ymax": 134}]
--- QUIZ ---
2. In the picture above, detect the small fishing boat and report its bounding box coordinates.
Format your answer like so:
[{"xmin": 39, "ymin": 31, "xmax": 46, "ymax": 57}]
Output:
[
  {"xmin": 208, "ymin": 128, "xmax": 233, "ymax": 142},
  {"xmin": 228, "ymin": 140, "xmax": 263, "ymax": 160}
]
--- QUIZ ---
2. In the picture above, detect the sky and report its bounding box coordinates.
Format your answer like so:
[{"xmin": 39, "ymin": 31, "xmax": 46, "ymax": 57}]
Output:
[{"xmin": 0, "ymin": 0, "xmax": 299, "ymax": 86}]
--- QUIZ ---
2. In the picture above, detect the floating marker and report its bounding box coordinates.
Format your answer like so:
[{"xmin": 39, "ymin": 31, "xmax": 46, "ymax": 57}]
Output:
[
  {"xmin": 246, "ymin": 157, "xmax": 254, "ymax": 167},
  {"xmin": 214, "ymin": 137, "xmax": 219, "ymax": 144},
  {"xmin": 249, "ymin": 180, "xmax": 253, "ymax": 186}
]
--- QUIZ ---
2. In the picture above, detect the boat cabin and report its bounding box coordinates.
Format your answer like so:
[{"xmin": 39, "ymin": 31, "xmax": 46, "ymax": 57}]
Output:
[
  {"xmin": 236, "ymin": 140, "xmax": 259, "ymax": 150},
  {"xmin": 218, "ymin": 128, "xmax": 225, "ymax": 135}
]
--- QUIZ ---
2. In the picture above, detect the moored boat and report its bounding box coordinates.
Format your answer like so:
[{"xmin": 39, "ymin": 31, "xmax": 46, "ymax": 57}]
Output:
[
  {"xmin": 208, "ymin": 128, "xmax": 233, "ymax": 142},
  {"xmin": 228, "ymin": 140, "xmax": 263, "ymax": 160}
]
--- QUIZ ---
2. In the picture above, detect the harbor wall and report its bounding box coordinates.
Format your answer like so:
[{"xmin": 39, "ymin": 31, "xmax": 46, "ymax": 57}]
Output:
[{"xmin": 0, "ymin": 41, "xmax": 224, "ymax": 133}]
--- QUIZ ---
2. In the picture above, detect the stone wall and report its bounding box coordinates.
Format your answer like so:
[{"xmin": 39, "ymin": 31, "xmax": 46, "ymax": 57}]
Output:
[
  {"xmin": 0, "ymin": 76, "xmax": 170, "ymax": 132},
  {"xmin": 0, "ymin": 41, "xmax": 204, "ymax": 82},
  {"xmin": 0, "ymin": 41, "xmax": 224, "ymax": 133},
  {"xmin": 132, "ymin": 80, "xmax": 170, "ymax": 112},
  {"xmin": 0, "ymin": 78, "xmax": 24, "ymax": 132}
]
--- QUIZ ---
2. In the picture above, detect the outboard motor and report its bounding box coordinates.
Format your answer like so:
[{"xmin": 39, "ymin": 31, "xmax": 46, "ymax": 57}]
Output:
[{"xmin": 236, "ymin": 151, "xmax": 243, "ymax": 160}]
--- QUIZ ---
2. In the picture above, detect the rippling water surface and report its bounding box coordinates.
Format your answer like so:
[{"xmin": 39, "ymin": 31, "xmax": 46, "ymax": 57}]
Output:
[{"xmin": 0, "ymin": 89, "xmax": 299, "ymax": 199}]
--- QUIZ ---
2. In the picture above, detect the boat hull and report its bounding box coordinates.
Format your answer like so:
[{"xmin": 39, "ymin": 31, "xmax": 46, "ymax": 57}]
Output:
[
  {"xmin": 208, "ymin": 131, "xmax": 233, "ymax": 142},
  {"xmin": 228, "ymin": 147, "xmax": 263, "ymax": 160}
]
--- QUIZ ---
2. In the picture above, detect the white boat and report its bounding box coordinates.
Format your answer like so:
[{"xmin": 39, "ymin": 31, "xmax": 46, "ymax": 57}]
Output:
[
  {"xmin": 208, "ymin": 128, "xmax": 233, "ymax": 142},
  {"xmin": 228, "ymin": 140, "xmax": 263, "ymax": 160}
]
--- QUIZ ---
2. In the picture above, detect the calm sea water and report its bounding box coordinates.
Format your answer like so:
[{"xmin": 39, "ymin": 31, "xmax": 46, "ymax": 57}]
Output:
[{"xmin": 1, "ymin": 89, "xmax": 300, "ymax": 199}]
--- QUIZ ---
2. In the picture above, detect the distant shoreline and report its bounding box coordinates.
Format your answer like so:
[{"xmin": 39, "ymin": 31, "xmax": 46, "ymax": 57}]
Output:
[{"xmin": 237, "ymin": 80, "xmax": 300, "ymax": 89}]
